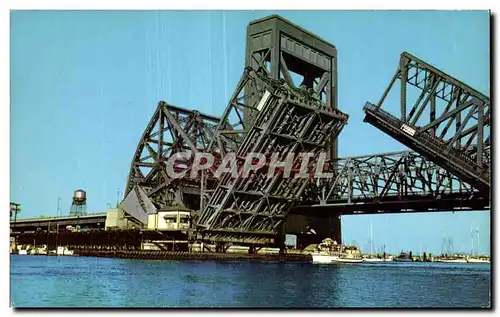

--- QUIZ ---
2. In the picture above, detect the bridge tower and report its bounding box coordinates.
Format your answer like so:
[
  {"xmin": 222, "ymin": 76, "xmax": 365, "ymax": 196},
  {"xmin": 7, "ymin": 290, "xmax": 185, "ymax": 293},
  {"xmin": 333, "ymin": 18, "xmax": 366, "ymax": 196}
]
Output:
[
  {"xmin": 245, "ymin": 15, "xmax": 338, "ymax": 158},
  {"xmin": 245, "ymin": 15, "xmax": 343, "ymax": 245}
]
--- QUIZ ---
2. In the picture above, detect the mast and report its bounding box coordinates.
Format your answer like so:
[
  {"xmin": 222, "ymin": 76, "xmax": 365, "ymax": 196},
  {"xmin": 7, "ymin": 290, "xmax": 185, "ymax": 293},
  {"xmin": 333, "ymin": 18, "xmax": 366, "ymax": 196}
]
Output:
[
  {"xmin": 369, "ymin": 222, "xmax": 373, "ymax": 254},
  {"xmin": 470, "ymin": 222, "xmax": 475, "ymax": 256},
  {"xmin": 477, "ymin": 224, "xmax": 480, "ymax": 255}
]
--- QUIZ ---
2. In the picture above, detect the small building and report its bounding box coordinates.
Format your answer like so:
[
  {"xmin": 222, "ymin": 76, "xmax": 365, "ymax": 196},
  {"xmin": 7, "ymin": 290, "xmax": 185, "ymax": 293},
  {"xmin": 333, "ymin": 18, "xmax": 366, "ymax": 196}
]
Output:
[
  {"xmin": 104, "ymin": 208, "xmax": 141, "ymax": 230},
  {"xmin": 146, "ymin": 206, "xmax": 192, "ymax": 231}
]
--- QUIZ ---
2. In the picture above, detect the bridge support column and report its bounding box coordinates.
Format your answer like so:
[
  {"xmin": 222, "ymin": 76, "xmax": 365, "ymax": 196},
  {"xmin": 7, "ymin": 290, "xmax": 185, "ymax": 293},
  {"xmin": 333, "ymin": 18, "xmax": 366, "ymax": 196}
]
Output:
[
  {"xmin": 285, "ymin": 212, "xmax": 342, "ymax": 249},
  {"xmin": 274, "ymin": 222, "xmax": 287, "ymax": 253}
]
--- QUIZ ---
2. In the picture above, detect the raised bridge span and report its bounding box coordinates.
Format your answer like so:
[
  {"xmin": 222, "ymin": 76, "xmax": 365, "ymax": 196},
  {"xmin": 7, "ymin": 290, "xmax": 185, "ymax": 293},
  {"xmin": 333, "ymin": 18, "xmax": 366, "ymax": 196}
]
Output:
[
  {"xmin": 116, "ymin": 15, "xmax": 490, "ymax": 246},
  {"xmin": 12, "ymin": 15, "xmax": 490, "ymax": 249}
]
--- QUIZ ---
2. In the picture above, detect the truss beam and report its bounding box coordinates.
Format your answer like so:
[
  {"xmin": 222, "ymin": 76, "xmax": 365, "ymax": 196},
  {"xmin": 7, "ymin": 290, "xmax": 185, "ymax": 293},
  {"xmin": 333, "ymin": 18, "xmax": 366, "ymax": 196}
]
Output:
[
  {"xmin": 299, "ymin": 150, "xmax": 489, "ymax": 215},
  {"xmin": 123, "ymin": 102, "xmax": 221, "ymax": 216},
  {"xmin": 363, "ymin": 52, "xmax": 490, "ymax": 195},
  {"xmin": 195, "ymin": 68, "xmax": 349, "ymax": 242}
]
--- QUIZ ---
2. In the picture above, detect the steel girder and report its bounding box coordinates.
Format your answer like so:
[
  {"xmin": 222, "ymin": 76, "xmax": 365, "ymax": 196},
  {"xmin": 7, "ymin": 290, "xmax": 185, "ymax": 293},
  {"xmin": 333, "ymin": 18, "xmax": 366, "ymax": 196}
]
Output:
[
  {"xmin": 246, "ymin": 15, "xmax": 339, "ymax": 159},
  {"xmin": 195, "ymin": 68, "xmax": 348, "ymax": 243},
  {"xmin": 123, "ymin": 102, "xmax": 221, "ymax": 216},
  {"xmin": 363, "ymin": 52, "xmax": 490, "ymax": 195},
  {"xmin": 297, "ymin": 150, "xmax": 489, "ymax": 216},
  {"xmin": 119, "ymin": 18, "xmax": 491, "ymax": 245}
]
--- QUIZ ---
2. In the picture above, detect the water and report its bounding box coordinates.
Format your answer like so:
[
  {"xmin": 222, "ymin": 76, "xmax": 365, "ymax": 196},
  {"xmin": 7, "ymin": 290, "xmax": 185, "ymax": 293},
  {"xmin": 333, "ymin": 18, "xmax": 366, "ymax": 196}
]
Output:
[{"xmin": 10, "ymin": 255, "xmax": 491, "ymax": 308}]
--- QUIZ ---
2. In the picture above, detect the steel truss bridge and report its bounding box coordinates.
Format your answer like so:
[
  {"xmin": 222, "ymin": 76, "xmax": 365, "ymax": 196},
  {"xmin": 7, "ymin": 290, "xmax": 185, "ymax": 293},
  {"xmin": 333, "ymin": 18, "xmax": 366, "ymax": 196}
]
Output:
[
  {"xmin": 119, "ymin": 15, "xmax": 490, "ymax": 246},
  {"xmin": 363, "ymin": 52, "xmax": 490, "ymax": 196}
]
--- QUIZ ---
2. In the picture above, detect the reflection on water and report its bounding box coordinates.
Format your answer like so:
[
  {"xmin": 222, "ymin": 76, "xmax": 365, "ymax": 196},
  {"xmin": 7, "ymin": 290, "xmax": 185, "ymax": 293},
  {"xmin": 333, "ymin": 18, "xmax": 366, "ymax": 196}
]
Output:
[{"xmin": 10, "ymin": 255, "xmax": 490, "ymax": 308}]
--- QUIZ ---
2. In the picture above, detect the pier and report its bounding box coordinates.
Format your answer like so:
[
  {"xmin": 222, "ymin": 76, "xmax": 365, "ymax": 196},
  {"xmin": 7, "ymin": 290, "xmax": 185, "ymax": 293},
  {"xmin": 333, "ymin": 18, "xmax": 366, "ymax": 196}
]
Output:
[{"xmin": 74, "ymin": 250, "xmax": 312, "ymax": 262}]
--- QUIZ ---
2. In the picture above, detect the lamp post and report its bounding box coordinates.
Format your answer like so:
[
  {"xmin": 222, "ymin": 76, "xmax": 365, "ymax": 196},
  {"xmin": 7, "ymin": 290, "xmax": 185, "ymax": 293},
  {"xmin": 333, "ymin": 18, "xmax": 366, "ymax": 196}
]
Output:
[
  {"xmin": 116, "ymin": 189, "xmax": 121, "ymax": 208},
  {"xmin": 57, "ymin": 198, "xmax": 62, "ymax": 217}
]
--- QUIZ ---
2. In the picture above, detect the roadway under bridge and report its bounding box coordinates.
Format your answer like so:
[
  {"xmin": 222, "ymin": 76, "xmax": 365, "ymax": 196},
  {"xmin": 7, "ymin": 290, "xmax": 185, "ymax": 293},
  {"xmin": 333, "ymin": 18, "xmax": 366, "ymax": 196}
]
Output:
[{"xmin": 11, "ymin": 214, "xmax": 107, "ymax": 232}]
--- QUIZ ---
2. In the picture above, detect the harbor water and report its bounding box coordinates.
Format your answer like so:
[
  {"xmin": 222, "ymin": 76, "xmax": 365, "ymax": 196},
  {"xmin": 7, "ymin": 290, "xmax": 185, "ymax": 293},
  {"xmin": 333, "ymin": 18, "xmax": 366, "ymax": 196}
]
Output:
[{"xmin": 10, "ymin": 255, "xmax": 490, "ymax": 308}]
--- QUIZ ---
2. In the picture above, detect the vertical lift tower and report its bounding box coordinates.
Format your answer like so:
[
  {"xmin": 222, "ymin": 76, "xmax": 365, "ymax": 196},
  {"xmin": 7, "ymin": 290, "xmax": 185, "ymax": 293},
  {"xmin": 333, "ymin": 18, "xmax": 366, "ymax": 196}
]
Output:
[{"xmin": 245, "ymin": 15, "xmax": 342, "ymax": 246}]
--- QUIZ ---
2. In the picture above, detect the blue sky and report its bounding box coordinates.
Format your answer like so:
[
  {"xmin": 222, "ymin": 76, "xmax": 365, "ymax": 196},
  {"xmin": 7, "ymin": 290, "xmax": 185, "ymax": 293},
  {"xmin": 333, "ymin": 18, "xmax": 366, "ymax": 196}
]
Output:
[{"xmin": 10, "ymin": 10, "xmax": 490, "ymax": 255}]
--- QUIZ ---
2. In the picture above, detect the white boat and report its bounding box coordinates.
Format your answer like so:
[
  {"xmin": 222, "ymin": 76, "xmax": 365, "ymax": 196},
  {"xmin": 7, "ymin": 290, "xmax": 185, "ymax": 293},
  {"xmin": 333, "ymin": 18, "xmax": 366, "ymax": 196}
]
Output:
[
  {"xmin": 333, "ymin": 257, "xmax": 364, "ymax": 263},
  {"xmin": 363, "ymin": 224, "xmax": 392, "ymax": 263},
  {"xmin": 366, "ymin": 255, "xmax": 394, "ymax": 262},
  {"xmin": 57, "ymin": 246, "xmax": 65, "ymax": 255},
  {"xmin": 18, "ymin": 250, "xmax": 28, "ymax": 255},
  {"xmin": 363, "ymin": 257, "xmax": 385, "ymax": 263},
  {"xmin": 57, "ymin": 246, "xmax": 74, "ymax": 256},
  {"xmin": 312, "ymin": 253, "xmax": 364, "ymax": 264},
  {"xmin": 310, "ymin": 238, "xmax": 363, "ymax": 264},
  {"xmin": 63, "ymin": 249, "xmax": 74, "ymax": 256},
  {"xmin": 312, "ymin": 254, "xmax": 340, "ymax": 264},
  {"xmin": 467, "ymin": 258, "xmax": 490, "ymax": 264},
  {"xmin": 437, "ymin": 257, "xmax": 468, "ymax": 263}
]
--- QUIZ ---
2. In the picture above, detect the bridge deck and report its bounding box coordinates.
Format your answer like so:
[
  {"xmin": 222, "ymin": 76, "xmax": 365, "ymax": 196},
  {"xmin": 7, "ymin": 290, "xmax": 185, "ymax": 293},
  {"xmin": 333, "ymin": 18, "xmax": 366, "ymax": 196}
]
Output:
[{"xmin": 11, "ymin": 213, "xmax": 107, "ymax": 231}]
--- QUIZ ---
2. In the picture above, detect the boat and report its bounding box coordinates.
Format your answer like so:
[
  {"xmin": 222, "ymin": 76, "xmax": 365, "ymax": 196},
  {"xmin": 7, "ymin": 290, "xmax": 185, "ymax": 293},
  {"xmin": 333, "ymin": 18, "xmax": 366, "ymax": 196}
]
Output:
[
  {"xmin": 18, "ymin": 249, "xmax": 28, "ymax": 255},
  {"xmin": 437, "ymin": 255, "xmax": 468, "ymax": 263},
  {"xmin": 333, "ymin": 257, "xmax": 364, "ymax": 263},
  {"xmin": 363, "ymin": 253, "xmax": 393, "ymax": 263},
  {"xmin": 312, "ymin": 254, "xmax": 340, "ymax": 264},
  {"xmin": 467, "ymin": 257, "xmax": 490, "ymax": 264},
  {"xmin": 64, "ymin": 249, "xmax": 74, "ymax": 256},
  {"xmin": 393, "ymin": 252, "xmax": 413, "ymax": 262},
  {"xmin": 362, "ymin": 225, "xmax": 393, "ymax": 263},
  {"xmin": 363, "ymin": 257, "xmax": 385, "ymax": 263},
  {"xmin": 438, "ymin": 258, "xmax": 463, "ymax": 263},
  {"xmin": 311, "ymin": 238, "xmax": 363, "ymax": 264},
  {"xmin": 467, "ymin": 225, "xmax": 489, "ymax": 263},
  {"xmin": 56, "ymin": 246, "xmax": 75, "ymax": 256},
  {"xmin": 312, "ymin": 252, "xmax": 364, "ymax": 264}
]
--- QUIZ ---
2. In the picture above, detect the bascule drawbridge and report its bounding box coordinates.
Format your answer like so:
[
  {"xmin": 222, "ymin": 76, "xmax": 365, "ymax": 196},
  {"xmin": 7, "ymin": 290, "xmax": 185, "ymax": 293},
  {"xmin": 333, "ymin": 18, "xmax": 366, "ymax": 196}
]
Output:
[{"xmin": 120, "ymin": 15, "xmax": 490, "ymax": 248}]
